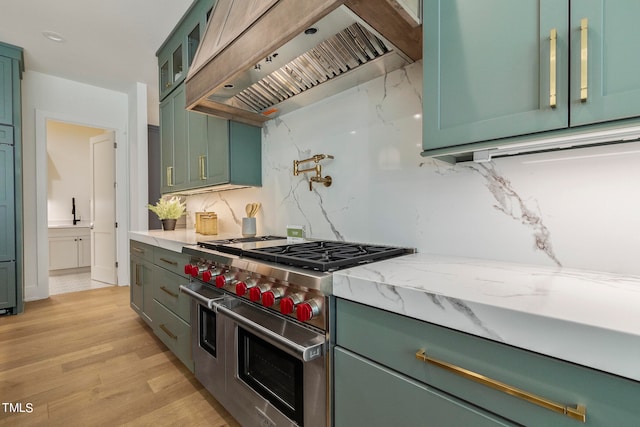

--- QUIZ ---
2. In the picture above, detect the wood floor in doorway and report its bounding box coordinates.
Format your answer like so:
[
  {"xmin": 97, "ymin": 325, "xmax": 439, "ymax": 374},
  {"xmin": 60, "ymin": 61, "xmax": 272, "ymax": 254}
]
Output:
[{"xmin": 0, "ymin": 286, "xmax": 240, "ymax": 426}]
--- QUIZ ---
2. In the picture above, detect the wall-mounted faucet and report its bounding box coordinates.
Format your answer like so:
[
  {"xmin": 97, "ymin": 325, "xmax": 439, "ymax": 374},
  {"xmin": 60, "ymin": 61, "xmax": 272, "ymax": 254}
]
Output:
[{"xmin": 293, "ymin": 154, "xmax": 334, "ymax": 191}]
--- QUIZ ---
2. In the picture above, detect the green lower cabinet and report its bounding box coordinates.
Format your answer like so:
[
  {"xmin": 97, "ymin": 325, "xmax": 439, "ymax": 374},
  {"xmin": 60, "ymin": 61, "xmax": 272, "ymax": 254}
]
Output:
[
  {"xmin": 130, "ymin": 240, "xmax": 193, "ymax": 372},
  {"xmin": 153, "ymin": 300, "xmax": 193, "ymax": 371},
  {"xmin": 334, "ymin": 347, "xmax": 515, "ymax": 427},
  {"xmin": 129, "ymin": 254, "xmax": 153, "ymax": 327},
  {"xmin": 335, "ymin": 299, "xmax": 640, "ymax": 426}
]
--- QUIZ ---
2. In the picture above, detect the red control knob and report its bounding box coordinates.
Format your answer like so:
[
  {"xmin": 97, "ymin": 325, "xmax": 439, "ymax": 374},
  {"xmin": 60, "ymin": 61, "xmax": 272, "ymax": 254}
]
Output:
[
  {"xmin": 184, "ymin": 264, "xmax": 194, "ymax": 275},
  {"xmin": 280, "ymin": 297, "xmax": 294, "ymax": 315},
  {"xmin": 296, "ymin": 303, "xmax": 314, "ymax": 322},
  {"xmin": 249, "ymin": 286, "xmax": 262, "ymax": 302},
  {"xmin": 202, "ymin": 270, "xmax": 212, "ymax": 282},
  {"xmin": 261, "ymin": 290, "xmax": 275, "ymax": 307},
  {"xmin": 215, "ymin": 275, "xmax": 226, "ymax": 288},
  {"xmin": 236, "ymin": 282, "xmax": 247, "ymax": 296}
]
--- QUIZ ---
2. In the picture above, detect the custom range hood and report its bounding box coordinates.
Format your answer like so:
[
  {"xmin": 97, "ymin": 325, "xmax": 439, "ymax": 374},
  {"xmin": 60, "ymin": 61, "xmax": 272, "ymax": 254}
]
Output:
[{"xmin": 185, "ymin": 0, "xmax": 422, "ymax": 127}]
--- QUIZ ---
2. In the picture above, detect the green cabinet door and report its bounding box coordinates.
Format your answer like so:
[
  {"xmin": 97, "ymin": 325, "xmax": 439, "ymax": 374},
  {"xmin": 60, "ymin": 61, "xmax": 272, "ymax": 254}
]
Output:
[
  {"xmin": 0, "ymin": 56, "xmax": 12, "ymax": 126},
  {"xmin": 334, "ymin": 347, "xmax": 516, "ymax": 427},
  {"xmin": 0, "ymin": 142, "xmax": 15, "ymax": 263},
  {"xmin": 570, "ymin": 0, "xmax": 640, "ymax": 126},
  {"xmin": 130, "ymin": 255, "xmax": 153, "ymax": 326},
  {"xmin": 423, "ymin": 0, "xmax": 569, "ymax": 151},
  {"xmin": 0, "ymin": 261, "xmax": 16, "ymax": 311},
  {"xmin": 160, "ymin": 85, "xmax": 189, "ymax": 193},
  {"xmin": 205, "ymin": 115, "xmax": 231, "ymax": 186},
  {"xmin": 229, "ymin": 121, "xmax": 261, "ymax": 186}
]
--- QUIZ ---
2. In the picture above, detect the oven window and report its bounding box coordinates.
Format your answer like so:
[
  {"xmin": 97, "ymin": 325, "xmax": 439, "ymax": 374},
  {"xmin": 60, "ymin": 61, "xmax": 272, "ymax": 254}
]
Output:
[
  {"xmin": 238, "ymin": 328, "xmax": 304, "ymax": 426},
  {"xmin": 199, "ymin": 305, "xmax": 217, "ymax": 357}
]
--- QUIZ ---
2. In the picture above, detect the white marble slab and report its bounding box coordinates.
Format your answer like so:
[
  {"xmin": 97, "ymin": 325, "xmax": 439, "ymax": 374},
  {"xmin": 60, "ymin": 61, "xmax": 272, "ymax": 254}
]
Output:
[
  {"xmin": 128, "ymin": 229, "xmax": 253, "ymax": 253},
  {"xmin": 333, "ymin": 254, "xmax": 640, "ymax": 382}
]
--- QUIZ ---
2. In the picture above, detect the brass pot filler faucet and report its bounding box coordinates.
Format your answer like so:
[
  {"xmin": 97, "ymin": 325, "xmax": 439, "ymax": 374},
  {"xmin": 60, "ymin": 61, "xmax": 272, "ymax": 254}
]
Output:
[{"xmin": 293, "ymin": 154, "xmax": 334, "ymax": 191}]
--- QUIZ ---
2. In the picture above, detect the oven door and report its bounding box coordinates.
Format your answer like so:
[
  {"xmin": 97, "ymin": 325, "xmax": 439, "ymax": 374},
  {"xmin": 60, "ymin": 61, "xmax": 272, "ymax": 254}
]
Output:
[
  {"xmin": 218, "ymin": 299, "xmax": 327, "ymax": 427},
  {"xmin": 180, "ymin": 282, "xmax": 227, "ymax": 403}
]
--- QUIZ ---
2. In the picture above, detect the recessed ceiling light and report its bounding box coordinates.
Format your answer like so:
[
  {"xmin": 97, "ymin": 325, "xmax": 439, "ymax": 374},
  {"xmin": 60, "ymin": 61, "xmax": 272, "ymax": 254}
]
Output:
[{"xmin": 42, "ymin": 31, "xmax": 65, "ymax": 43}]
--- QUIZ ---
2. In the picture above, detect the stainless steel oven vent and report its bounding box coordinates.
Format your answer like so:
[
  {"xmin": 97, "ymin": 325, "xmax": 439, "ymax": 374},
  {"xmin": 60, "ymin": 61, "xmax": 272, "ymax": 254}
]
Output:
[{"xmin": 214, "ymin": 22, "xmax": 391, "ymax": 114}]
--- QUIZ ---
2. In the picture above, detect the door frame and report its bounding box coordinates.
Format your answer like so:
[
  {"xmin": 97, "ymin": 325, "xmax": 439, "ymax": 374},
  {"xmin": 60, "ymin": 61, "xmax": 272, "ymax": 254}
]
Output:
[{"xmin": 33, "ymin": 109, "xmax": 128, "ymax": 300}]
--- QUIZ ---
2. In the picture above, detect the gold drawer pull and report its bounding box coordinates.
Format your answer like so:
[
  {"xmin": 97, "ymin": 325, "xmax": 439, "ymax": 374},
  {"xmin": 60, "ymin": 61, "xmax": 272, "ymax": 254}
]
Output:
[
  {"xmin": 549, "ymin": 28, "xmax": 557, "ymax": 108},
  {"xmin": 160, "ymin": 286, "xmax": 178, "ymax": 299},
  {"xmin": 415, "ymin": 350, "xmax": 586, "ymax": 422},
  {"xmin": 159, "ymin": 257, "xmax": 178, "ymax": 266},
  {"xmin": 132, "ymin": 247, "xmax": 144, "ymax": 254},
  {"xmin": 580, "ymin": 18, "xmax": 588, "ymax": 102},
  {"xmin": 159, "ymin": 324, "xmax": 178, "ymax": 340}
]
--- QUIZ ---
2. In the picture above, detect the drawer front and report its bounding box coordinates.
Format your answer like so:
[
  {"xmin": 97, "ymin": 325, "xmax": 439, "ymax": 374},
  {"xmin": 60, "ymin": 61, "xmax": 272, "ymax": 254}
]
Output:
[
  {"xmin": 152, "ymin": 265, "xmax": 190, "ymax": 323},
  {"xmin": 334, "ymin": 347, "xmax": 516, "ymax": 427},
  {"xmin": 336, "ymin": 299, "xmax": 640, "ymax": 426},
  {"xmin": 130, "ymin": 240, "xmax": 154, "ymax": 263},
  {"xmin": 153, "ymin": 300, "xmax": 193, "ymax": 372},
  {"xmin": 153, "ymin": 246, "xmax": 188, "ymax": 276}
]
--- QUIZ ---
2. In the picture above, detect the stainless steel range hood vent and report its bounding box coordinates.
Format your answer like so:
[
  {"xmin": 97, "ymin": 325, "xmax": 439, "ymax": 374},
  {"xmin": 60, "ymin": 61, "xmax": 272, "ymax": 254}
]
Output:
[
  {"xmin": 186, "ymin": 0, "xmax": 422, "ymax": 127},
  {"xmin": 228, "ymin": 22, "xmax": 391, "ymax": 114}
]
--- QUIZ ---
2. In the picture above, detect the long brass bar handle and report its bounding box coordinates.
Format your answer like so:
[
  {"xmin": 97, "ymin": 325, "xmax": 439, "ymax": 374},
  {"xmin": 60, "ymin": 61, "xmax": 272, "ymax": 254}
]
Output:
[
  {"xmin": 159, "ymin": 324, "xmax": 178, "ymax": 340},
  {"xmin": 166, "ymin": 166, "xmax": 174, "ymax": 187},
  {"xmin": 159, "ymin": 257, "xmax": 178, "ymax": 267},
  {"xmin": 160, "ymin": 286, "xmax": 179, "ymax": 299},
  {"xmin": 549, "ymin": 28, "xmax": 557, "ymax": 108},
  {"xmin": 199, "ymin": 155, "xmax": 207, "ymax": 180},
  {"xmin": 135, "ymin": 264, "xmax": 141, "ymax": 286},
  {"xmin": 131, "ymin": 247, "xmax": 144, "ymax": 254},
  {"xmin": 580, "ymin": 18, "xmax": 588, "ymax": 102},
  {"xmin": 415, "ymin": 350, "xmax": 586, "ymax": 422}
]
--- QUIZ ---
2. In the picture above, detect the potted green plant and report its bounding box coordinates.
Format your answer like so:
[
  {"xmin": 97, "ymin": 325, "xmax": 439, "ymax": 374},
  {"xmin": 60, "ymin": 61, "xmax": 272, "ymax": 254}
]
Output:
[{"xmin": 147, "ymin": 196, "xmax": 186, "ymax": 231}]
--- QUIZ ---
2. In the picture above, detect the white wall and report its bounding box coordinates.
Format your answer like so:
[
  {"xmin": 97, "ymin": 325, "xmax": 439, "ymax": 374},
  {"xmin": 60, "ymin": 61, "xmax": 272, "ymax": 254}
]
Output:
[
  {"xmin": 21, "ymin": 71, "xmax": 134, "ymax": 301},
  {"xmin": 185, "ymin": 60, "xmax": 640, "ymax": 277},
  {"xmin": 46, "ymin": 121, "xmax": 104, "ymax": 224}
]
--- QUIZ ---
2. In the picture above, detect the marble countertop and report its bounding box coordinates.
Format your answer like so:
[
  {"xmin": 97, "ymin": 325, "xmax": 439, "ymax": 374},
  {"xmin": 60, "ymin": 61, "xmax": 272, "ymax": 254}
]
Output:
[
  {"xmin": 129, "ymin": 229, "xmax": 240, "ymax": 253},
  {"xmin": 128, "ymin": 230, "xmax": 640, "ymax": 381},
  {"xmin": 48, "ymin": 221, "xmax": 91, "ymax": 229},
  {"xmin": 333, "ymin": 253, "xmax": 640, "ymax": 382}
]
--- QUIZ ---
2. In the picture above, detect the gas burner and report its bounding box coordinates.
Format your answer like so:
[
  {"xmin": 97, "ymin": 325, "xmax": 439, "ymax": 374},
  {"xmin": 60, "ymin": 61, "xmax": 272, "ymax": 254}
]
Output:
[{"xmin": 243, "ymin": 241, "xmax": 412, "ymax": 271}]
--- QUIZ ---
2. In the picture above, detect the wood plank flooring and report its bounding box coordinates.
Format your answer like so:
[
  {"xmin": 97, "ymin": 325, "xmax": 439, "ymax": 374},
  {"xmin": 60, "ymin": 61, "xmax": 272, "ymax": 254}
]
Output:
[{"xmin": 0, "ymin": 286, "xmax": 240, "ymax": 426}]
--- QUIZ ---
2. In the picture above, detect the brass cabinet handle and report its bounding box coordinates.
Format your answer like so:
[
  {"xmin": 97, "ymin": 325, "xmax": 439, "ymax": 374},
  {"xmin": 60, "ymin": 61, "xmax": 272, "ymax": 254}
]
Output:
[
  {"xmin": 160, "ymin": 285, "xmax": 179, "ymax": 299},
  {"xmin": 135, "ymin": 264, "xmax": 141, "ymax": 286},
  {"xmin": 166, "ymin": 166, "xmax": 174, "ymax": 187},
  {"xmin": 415, "ymin": 350, "xmax": 586, "ymax": 422},
  {"xmin": 159, "ymin": 324, "xmax": 178, "ymax": 340},
  {"xmin": 580, "ymin": 18, "xmax": 588, "ymax": 102},
  {"xmin": 131, "ymin": 247, "xmax": 144, "ymax": 254},
  {"xmin": 549, "ymin": 28, "xmax": 557, "ymax": 108},
  {"xmin": 159, "ymin": 257, "xmax": 178, "ymax": 267},
  {"xmin": 199, "ymin": 155, "xmax": 207, "ymax": 180}
]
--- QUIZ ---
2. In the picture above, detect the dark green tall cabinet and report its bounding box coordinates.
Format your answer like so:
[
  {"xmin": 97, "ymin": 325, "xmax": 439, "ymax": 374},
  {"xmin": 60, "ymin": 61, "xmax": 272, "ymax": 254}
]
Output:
[{"xmin": 0, "ymin": 42, "xmax": 23, "ymax": 315}]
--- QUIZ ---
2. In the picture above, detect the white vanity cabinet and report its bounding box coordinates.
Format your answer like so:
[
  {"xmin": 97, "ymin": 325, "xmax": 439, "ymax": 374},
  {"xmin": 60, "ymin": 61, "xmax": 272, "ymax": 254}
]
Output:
[{"xmin": 48, "ymin": 227, "xmax": 91, "ymax": 270}]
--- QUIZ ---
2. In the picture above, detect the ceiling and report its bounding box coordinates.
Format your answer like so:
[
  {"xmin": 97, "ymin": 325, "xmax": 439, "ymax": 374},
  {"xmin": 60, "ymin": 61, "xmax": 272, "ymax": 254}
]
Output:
[{"xmin": 0, "ymin": 0, "xmax": 194, "ymax": 125}]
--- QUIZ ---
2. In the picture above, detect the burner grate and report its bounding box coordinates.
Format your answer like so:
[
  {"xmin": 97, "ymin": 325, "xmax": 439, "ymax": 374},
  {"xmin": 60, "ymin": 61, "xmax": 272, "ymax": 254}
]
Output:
[{"xmin": 244, "ymin": 241, "xmax": 410, "ymax": 271}]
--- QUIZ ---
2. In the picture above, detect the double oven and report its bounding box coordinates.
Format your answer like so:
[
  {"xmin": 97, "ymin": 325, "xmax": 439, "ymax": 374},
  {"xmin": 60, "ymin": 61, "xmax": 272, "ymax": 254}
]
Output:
[{"xmin": 179, "ymin": 237, "xmax": 411, "ymax": 427}]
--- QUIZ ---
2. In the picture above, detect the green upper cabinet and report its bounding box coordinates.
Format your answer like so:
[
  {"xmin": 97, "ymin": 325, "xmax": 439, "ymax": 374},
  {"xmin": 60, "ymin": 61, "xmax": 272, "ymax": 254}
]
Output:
[
  {"xmin": 0, "ymin": 56, "xmax": 12, "ymax": 126},
  {"xmin": 423, "ymin": 0, "xmax": 569, "ymax": 152},
  {"xmin": 157, "ymin": 0, "xmax": 214, "ymax": 101},
  {"xmin": 158, "ymin": 0, "xmax": 261, "ymax": 195},
  {"xmin": 422, "ymin": 0, "xmax": 640, "ymax": 157},
  {"xmin": 569, "ymin": 0, "xmax": 640, "ymax": 126},
  {"xmin": 160, "ymin": 84, "xmax": 189, "ymax": 193}
]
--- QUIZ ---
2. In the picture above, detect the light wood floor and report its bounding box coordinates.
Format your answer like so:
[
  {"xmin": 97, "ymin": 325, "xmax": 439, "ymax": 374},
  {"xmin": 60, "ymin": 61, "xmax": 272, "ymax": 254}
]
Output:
[{"xmin": 0, "ymin": 286, "xmax": 241, "ymax": 427}]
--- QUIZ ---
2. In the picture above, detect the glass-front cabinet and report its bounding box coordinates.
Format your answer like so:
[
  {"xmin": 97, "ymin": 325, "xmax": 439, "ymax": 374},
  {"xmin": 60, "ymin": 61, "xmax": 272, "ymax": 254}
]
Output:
[{"xmin": 157, "ymin": 0, "xmax": 214, "ymax": 101}]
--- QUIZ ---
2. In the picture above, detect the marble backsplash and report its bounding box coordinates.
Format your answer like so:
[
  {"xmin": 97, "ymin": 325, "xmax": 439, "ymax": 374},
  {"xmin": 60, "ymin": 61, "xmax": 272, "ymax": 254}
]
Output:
[{"xmin": 185, "ymin": 60, "xmax": 640, "ymax": 276}]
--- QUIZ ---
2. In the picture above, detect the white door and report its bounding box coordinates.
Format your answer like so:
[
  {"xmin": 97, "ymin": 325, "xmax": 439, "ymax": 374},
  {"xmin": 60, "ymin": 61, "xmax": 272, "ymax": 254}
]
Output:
[{"xmin": 90, "ymin": 131, "xmax": 117, "ymax": 284}]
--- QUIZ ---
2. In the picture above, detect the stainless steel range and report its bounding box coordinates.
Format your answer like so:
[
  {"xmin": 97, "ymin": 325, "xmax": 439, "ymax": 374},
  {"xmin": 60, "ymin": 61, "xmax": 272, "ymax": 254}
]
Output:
[{"xmin": 179, "ymin": 236, "xmax": 413, "ymax": 427}]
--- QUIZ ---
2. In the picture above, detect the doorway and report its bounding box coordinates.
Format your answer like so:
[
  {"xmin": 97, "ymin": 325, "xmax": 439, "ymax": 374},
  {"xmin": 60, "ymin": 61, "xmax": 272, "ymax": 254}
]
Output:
[{"xmin": 46, "ymin": 120, "xmax": 116, "ymax": 294}]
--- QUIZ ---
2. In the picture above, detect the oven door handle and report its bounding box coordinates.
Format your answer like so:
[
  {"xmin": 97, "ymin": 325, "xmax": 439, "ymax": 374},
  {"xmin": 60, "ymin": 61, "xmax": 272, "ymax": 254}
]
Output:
[
  {"xmin": 217, "ymin": 304, "xmax": 325, "ymax": 362},
  {"xmin": 179, "ymin": 284, "xmax": 225, "ymax": 309}
]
